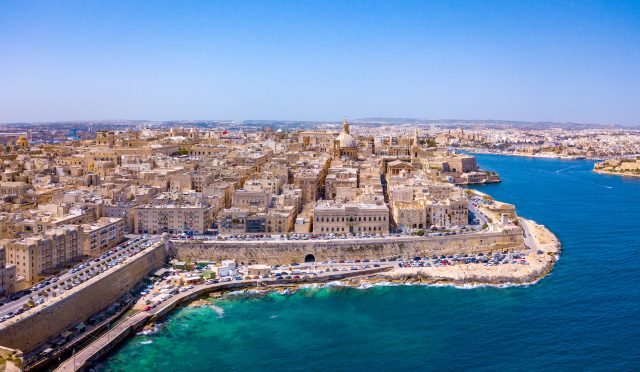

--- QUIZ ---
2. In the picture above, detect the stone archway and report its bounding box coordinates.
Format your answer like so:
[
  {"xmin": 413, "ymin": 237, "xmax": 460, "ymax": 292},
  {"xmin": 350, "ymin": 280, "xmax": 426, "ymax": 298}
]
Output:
[{"xmin": 304, "ymin": 254, "xmax": 316, "ymax": 263}]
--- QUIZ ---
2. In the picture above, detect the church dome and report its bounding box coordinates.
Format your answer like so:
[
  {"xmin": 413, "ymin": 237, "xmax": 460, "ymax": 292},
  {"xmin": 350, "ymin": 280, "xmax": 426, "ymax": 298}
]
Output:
[
  {"xmin": 336, "ymin": 118, "xmax": 357, "ymax": 148},
  {"xmin": 16, "ymin": 136, "xmax": 29, "ymax": 147}
]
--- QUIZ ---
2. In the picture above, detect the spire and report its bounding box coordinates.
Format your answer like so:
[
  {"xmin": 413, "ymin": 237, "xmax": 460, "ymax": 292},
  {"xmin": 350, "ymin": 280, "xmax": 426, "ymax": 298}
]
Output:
[{"xmin": 342, "ymin": 116, "xmax": 349, "ymax": 134}]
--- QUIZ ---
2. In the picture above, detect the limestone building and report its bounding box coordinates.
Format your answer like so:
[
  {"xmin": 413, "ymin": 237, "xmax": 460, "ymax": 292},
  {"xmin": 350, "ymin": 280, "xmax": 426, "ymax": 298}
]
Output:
[
  {"xmin": 324, "ymin": 166, "xmax": 358, "ymax": 200},
  {"xmin": 427, "ymin": 198, "xmax": 468, "ymax": 227},
  {"xmin": 134, "ymin": 204, "xmax": 213, "ymax": 235},
  {"xmin": 313, "ymin": 201, "xmax": 389, "ymax": 235},
  {"xmin": 218, "ymin": 206, "xmax": 296, "ymax": 235},
  {"xmin": 82, "ymin": 217, "xmax": 125, "ymax": 257},
  {"xmin": 231, "ymin": 189, "xmax": 272, "ymax": 209},
  {"xmin": 293, "ymin": 168, "xmax": 323, "ymax": 206},
  {"xmin": 0, "ymin": 247, "xmax": 16, "ymax": 296},
  {"xmin": 5, "ymin": 225, "xmax": 83, "ymax": 284}
]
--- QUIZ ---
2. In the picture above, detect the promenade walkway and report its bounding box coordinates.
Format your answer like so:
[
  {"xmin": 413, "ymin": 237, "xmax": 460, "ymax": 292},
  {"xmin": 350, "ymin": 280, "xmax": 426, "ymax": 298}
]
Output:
[{"xmin": 54, "ymin": 312, "xmax": 151, "ymax": 372}]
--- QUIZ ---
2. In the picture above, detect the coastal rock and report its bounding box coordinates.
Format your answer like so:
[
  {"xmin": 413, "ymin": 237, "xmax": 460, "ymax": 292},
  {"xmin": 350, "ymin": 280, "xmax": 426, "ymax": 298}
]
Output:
[{"xmin": 373, "ymin": 218, "xmax": 560, "ymax": 287}]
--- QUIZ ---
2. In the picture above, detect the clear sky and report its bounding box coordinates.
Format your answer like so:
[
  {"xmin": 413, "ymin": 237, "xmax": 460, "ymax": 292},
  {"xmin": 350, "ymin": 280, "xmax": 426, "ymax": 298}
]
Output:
[{"xmin": 1, "ymin": 1, "xmax": 639, "ymax": 125}]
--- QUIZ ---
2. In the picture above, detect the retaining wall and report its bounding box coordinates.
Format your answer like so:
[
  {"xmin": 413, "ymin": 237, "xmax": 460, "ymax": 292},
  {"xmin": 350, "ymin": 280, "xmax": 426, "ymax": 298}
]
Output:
[
  {"xmin": 0, "ymin": 242, "xmax": 168, "ymax": 353},
  {"xmin": 171, "ymin": 230, "xmax": 524, "ymax": 264}
]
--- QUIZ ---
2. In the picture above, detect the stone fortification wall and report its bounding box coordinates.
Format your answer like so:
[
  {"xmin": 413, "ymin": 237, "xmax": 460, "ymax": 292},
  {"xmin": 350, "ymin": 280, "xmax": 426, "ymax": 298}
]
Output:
[
  {"xmin": 0, "ymin": 242, "xmax": 168, "ymax": 352},
  {"xmin": 171, "ymin": 230, "xmax": 524, "ymax": 264}
]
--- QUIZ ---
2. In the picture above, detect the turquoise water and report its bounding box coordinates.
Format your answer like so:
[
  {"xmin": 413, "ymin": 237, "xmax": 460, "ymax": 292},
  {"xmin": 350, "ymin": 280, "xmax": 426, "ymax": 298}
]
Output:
[{"xmin": 102, "ymin": 155, "xmax": 640, "ymax": 371}]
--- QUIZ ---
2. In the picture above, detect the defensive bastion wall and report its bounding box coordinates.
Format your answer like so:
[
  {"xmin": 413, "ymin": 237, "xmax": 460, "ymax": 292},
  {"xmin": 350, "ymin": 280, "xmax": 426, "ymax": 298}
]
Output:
[
  {"xmin": 171, "ymin": 229, "xmax": 524, "ymax": 264},
  {"xmin": 0, "ymin": 242, "xmax": 168, "ymax": 353}
]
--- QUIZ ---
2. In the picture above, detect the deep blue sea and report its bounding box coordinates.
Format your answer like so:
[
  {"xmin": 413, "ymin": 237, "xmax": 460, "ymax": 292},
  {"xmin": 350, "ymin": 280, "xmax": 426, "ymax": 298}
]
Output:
[{"xmin": 102, "ymin": 155, "xmax": 640, "ymax": 371}]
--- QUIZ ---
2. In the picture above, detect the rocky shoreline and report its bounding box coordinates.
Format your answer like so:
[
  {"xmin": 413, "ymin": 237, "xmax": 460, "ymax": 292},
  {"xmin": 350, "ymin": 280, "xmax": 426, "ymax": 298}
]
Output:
[
  {"xmin": 593, "ymin": 168, "xmax": 640, "ymax": 178},
  {"xmin": 465, "ymin": 148, "xmax": 590, "ymax": 160},
  {"xmin": 370, "ymin": 218, "xmax": 560, "ymax": 287}
]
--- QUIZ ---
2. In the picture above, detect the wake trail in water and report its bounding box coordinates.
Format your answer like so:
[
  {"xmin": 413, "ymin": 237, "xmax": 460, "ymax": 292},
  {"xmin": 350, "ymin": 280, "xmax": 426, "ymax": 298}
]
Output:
[
  {"xmin": 554, "ymin": 164, "xmax": 582, "ymax": 174},
  {"xmin": 551, "ymin": 165, "xmax": 614, "ymax": 190}
]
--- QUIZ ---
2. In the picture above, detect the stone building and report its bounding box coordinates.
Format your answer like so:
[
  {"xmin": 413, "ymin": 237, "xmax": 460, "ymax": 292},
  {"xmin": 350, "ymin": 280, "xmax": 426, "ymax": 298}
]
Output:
[
  {"xmin": 101, "ymin": 202, "xmax": 137, "ymax": 233},
  {"xmin": 217, "ymin": 208, "xmax": 254, "ymax": 235},
  {"xmin": 393, "ymin": 201, "xmax": 429, "ymax": 231},
  {"xmin": 386, "ymin": 160, "xmax": 414, "ymax": 182},
  {"xmin": 265, "ymin": 206, "xmax": 296, "ymax": 234},
  {"xmin": 293, "ymin": 168, "xmax": 323, "ymax": 206},
  {"xmin": 168, "ymin": 174, "xmax": 193, "ymax": 192},
  {"xmin": 0, "ymin": 247, "xmax": 16, "ymax": 296},
  {"xmin": 134, "ymin": 204, "xmax": 213, "ymax": 235},
  {"xmin": 244, "ymin": 177, "xmax": 282, "ymax": 195},
  {"xmin": 231, "ymin": 189, "xmax": 271, "ymax": 209},
  {"xmin": 0, "ymin": 181, "xmax": 33, "ymax": 199},
  {"xmin": 95, "ymin": 131, "xmax": 115, "ymax": 148},
  {"xmin": 218, "ymin": 205, "xmax": 296, "ymax": 236},
  {"xmin": 427, "ymin": 198, "xmax": 469, "ymax": 227},
  {"xmin": 81, "ymin": 217, "xmax": 125, "ymax": 257},
  {"xmin": 5, "ymin": 225, "xmax": 82, "ymax": 284},
  {"xmin": 426, "ymin": 153, "xmax": 479, "ymax": 173},
  {"xmin": 324, "ymin": 166, "xmax": 358, "ymax": 200},
  {"xmin": 313, "ymin": 201, "xmax": 389, "ymax": 235}
]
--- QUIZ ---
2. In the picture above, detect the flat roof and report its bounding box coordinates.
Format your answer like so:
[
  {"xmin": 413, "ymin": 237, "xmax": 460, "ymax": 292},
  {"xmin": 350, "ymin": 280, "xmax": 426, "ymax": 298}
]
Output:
[{"xmin": 153, "ymin": 268, "xmax": 171, "ymax": 276}]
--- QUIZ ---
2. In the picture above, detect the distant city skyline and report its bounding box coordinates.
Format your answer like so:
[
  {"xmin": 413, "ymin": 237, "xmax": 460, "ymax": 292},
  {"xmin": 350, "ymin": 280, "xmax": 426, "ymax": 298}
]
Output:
[{"xmin": 1, "ymin": 1, "xmax": 639, "ymax": 125}]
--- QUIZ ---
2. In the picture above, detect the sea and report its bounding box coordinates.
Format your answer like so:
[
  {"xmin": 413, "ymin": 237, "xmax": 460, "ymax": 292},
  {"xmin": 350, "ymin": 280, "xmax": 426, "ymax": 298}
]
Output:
[{"xmin": 100, "ymin": 154, "xmax": 640, "ymax": 371}]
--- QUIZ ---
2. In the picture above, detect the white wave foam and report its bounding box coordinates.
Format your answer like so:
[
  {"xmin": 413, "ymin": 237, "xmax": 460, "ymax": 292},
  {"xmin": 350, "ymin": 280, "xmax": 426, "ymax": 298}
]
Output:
[
  {"xmin": 324, "ymin": 280, "xmax": 346, "ymax": 287},
  {"xmin": 209, "ymin": 304, "xmax": 225, "ymax": 317}
]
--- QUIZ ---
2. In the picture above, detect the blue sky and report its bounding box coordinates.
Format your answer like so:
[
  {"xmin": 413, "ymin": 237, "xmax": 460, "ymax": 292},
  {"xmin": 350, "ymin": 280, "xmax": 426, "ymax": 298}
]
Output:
[{"xmin": 1, "ymin": 0, "xmax": 639, "ymax": 125}]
